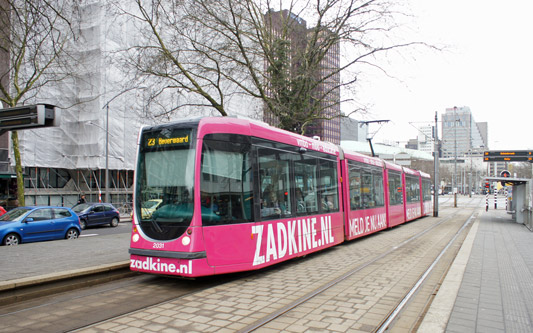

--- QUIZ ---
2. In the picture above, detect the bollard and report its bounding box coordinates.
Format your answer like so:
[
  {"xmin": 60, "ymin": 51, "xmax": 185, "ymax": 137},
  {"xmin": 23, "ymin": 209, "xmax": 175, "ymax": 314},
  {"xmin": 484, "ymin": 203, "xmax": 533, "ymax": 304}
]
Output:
[
  {"xmin": 486, "ymin": 192, "xmax": 489, "ymax": 211},
  {"xmin": 505, "ymin": 189, "xmax": 508, "ymax": 211},
  {"xmin": 494, "ymin": 191, "xmax": 497, "ymax": 209}
]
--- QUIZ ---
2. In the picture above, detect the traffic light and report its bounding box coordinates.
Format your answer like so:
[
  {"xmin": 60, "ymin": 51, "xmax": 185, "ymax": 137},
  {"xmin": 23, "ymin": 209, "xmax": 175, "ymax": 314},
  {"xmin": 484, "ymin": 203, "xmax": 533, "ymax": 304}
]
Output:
[{"xmin": 484, "ymin": 182, "xmax": 490, "ymax": 189}]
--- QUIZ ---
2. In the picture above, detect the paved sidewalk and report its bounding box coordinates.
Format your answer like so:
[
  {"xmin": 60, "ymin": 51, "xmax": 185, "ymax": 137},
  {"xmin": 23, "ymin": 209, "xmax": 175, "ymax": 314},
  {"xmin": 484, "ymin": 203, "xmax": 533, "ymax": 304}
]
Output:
[
  {"xmin": 420, "ymin": 209, "xmax": 533, "ymax": 332},
  {"xmin": 3, "ymin": 207, "xmax": 533, "ymax": 332},
  {"xmin": 0, "ymin": 228, "xmax": 130, "ymax": 291}
]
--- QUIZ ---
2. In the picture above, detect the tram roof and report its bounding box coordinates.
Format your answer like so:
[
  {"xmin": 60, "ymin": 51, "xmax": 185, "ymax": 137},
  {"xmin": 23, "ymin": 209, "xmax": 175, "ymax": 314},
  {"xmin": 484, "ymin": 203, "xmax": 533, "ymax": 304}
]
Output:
[{"xmin": 340, "ymin": 140, "xmax": 433, "ymax": 161}]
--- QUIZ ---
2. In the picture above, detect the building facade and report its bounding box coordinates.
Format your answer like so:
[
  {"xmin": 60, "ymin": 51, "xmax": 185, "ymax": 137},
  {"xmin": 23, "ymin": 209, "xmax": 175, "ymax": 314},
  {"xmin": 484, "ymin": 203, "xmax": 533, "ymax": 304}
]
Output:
[
  {"xmin": 441, "ymin": 106, "xmax": 488, "ymax": 159},
  {"xmin": 439, "ymin": 106, "xmax": 488, "ymax": 193},
  {"xmin": 417, "ymin": 124, "xmax": 435, "ymax": 154},
  {"xmin": 263, "ymin": 10, "xmax": 341, "ymax": 144},
  {"xmin": 340, "ymin": 117, "xmax": 368, "ymax": 142},
  {"xmin": 1, "ymin": 1, "xmax": 261, "ymax": 210}
]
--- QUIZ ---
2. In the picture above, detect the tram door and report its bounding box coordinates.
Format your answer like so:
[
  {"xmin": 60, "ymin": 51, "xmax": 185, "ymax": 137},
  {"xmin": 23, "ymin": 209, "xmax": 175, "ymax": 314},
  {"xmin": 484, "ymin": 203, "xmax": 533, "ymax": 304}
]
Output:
[{"xmin": 200, "ymin": 135, "xmax": 255, "ymax": 267}]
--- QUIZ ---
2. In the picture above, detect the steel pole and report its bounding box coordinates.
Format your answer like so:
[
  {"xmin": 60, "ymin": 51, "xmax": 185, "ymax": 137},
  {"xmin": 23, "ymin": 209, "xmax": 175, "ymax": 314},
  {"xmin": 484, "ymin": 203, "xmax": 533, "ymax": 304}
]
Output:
[
  {"xmin": 433, "ymin": 111, "xmax": 439, "ymax": 217},
  {"xmin": 454, "ymin": 106, "xmax": 457, "ymax": 207},
  {"xmin": 105, "ymin": 104, "xmax": 109, "ymax": 203}
]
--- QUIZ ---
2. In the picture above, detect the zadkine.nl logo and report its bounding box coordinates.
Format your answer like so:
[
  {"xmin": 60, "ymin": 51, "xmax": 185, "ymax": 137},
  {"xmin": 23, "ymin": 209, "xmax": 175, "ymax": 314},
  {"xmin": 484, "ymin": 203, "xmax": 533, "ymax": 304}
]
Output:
[{"xmin": 130, "ymin": 257, "xmax": 192, "ymax": 275}]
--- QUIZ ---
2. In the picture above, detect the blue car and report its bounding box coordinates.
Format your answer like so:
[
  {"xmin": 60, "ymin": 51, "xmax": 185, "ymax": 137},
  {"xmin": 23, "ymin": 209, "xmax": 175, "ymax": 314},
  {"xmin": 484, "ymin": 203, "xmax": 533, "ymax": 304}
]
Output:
[
  {"xmin": 72, "ymin": 203, "xmax": 120, "ymax": 230},
  {"xmin": 0, "ymin": 206, "xmax": 81, "ymax": 246}
]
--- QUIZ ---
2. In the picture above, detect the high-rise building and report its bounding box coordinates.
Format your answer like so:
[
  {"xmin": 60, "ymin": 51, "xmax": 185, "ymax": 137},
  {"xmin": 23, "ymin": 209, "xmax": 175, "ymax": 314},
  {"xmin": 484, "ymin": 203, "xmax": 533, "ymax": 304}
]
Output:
[
  {"xmin": 441, "ymin": 106, "xmax": 488, "ymax": 159},
  {"xmin": 417, "ymin": 124, "xmax": 435, "ymax": 154},
  {"xmin": 340, "ymin": 118, "xmax": 368, "ymax": 142},
  {"xmin": 263, "ymin": 10, "xmax": 341, "ymax": 144}
]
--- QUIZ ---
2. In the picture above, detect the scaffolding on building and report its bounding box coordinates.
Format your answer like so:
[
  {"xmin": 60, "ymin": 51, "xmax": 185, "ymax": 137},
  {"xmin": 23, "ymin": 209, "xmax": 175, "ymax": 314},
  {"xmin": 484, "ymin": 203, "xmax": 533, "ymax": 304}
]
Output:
[{"xmin": 23, "ymin": 167, "xmax": 133, "ymax": 215}]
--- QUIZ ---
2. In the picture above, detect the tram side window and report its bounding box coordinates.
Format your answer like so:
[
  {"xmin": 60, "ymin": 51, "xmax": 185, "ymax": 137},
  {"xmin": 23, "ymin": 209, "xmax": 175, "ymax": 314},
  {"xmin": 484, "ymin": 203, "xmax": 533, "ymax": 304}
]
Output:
[
  {"xmin": 406, "ymin": 176, "xmax": 420, "ymax": 203},
  {"xmin": 294, "ymin": 156, "xmax": 319, "ymax": 215},
  {"xmin": 373, "ymin": 170, "xmax": 385, "ymax": 207},
  {"xmin": 319, "ymin": 159, "xmax": 339, "ymax": 212},
  {"xmin": 422, "ymin": 179, "xmax": 432, "ymax": 201},
  {"xmin": 201, "ymin": 139, "xmax": 254, "ymax": 225},
  {"xmin": 259, "ymin": 149, "xmax": 292, "ymax": 220},
  {"xmin": 349, "ymin": 162, "xmax": 384, "ymax": 210},
  {"xmin": 388, "ymin": 172, "xmax": 403, "ymax": 206},
  {"xmin": 349, "ymin": 166, "xmax": 362, "ymax": 210},
  {"xmin": 361, "ymin": 170, "xmax": 375, "ymax": 208}
]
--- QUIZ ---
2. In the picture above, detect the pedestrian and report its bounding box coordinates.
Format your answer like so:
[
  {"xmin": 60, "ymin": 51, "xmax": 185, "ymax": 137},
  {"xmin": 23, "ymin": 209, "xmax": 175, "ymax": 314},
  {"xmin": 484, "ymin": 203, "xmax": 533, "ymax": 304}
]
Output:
[{"xmin": 77, "ymin": 194, "xmax": 86, "ymax": 204}]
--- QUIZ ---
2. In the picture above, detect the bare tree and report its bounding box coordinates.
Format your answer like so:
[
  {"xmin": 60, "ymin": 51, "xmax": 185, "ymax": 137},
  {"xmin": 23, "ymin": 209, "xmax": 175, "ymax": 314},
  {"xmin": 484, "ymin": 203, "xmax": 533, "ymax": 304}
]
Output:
[
  {"xmin": 509, "ymin": 162, "xmax": 532, "ymax": 179},
  {"xmin": 117, "ymin": 0, "xmax": 422, "ymax": 134},
  {"xmin": 0, "ymin": 0, "xmax": 79, "ymax": 205}
]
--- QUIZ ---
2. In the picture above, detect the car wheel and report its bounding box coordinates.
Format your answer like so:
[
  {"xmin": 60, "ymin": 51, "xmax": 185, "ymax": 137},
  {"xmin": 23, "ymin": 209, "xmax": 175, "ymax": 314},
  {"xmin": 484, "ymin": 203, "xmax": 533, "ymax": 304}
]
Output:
[
  {"xmin": 65, "ymin": 228, "xmax": 80, "ymax": 240},
  {"xmin": 110, "ymin": 217, "xmax": 119, "ymax": 228},
  {"xmin": 79, "ymin": 219, "xmax": 87, "ymax": 230},
  {"xmin": 3, "ymin": 233, "xmax": 20, "ymax": 246}
]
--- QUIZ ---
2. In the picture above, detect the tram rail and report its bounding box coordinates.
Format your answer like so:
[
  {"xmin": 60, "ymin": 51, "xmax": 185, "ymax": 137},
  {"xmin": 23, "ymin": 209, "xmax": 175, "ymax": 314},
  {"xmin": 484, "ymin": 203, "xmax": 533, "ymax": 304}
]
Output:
[
  {"xmin": 236, "ymin": 203, "xmax": 479, "ymax": 332},
  {"xmin": 1, "ymin": 197, "xmax": 483, "ymax": 332}
]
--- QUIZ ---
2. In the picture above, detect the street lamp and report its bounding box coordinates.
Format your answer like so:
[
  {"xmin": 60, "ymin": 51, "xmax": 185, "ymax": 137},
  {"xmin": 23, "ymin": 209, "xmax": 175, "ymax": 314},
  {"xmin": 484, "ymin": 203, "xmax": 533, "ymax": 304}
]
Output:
[
  {"xmin": 99, "ymin": 86, "xmax": 147, "ymax": 203},
  {"xmin": 87, "ymin": 120, "xmax": 109, "ymax": 203},
  {"xmin": 453, "ymin": 106, "xmax": 458, "ymax": 207},
  {"xmin": 105, "ymin": 104, "xmax": 110, "ymax": 203},
  {"xmin": 433, "ymin": 111, "xmax": 439, "ymax": 217}
]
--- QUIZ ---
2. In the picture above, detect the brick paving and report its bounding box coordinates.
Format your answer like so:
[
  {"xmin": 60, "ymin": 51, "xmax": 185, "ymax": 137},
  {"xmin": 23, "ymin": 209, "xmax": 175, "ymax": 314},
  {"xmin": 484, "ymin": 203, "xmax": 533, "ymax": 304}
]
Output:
[
  {"xmin": 445, "ymin": 210, "xmax": 533, "ymax": 332},
  {"xmin": 3, "ymin": 199, "xmax": 533, "ymax": 332},
  {"xmin": 80, "ymin": 208, "xmax": 473, "ymax": 332}
]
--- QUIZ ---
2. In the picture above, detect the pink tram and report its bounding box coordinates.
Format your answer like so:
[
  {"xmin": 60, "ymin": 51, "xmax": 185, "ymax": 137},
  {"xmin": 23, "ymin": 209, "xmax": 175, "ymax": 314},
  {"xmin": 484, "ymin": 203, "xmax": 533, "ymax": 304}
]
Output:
[{"xmin": 129, "ymin": 117, "xmax": 432, "ymax": 277}]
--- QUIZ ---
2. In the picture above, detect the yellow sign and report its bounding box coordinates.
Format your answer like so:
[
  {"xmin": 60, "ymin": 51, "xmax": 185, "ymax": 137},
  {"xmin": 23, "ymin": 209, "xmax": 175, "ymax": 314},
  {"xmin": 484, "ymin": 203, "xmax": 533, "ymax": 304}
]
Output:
[
  {"xmin": 157, "ymin": 135, "xmax": 189, "ymax": 145},
  {"xmin": 147, "ymin": 135, "xmax": 189, "ymax": 147}
]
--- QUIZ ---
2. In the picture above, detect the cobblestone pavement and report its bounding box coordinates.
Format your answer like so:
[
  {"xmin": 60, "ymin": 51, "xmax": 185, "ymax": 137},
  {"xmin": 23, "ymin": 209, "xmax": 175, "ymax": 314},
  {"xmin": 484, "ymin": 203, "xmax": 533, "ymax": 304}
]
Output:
[
  {"xmin": 444, "ymin": 210, "xmax": 533, "ymax": 332},
  {"xmin": 79, "ymin": 204, "xmax": 479, "ymax": 332},
  {"xmin": 4, "ymin": 198, "xmax": 531, "ymax": 333}
]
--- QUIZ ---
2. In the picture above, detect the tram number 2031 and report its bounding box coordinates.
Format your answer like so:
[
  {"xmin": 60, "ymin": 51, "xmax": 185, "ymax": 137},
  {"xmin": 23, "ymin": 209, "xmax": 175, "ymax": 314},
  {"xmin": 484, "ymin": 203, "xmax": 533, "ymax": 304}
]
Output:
[{"xmin": 153, "ymin": 243, "xmax": 165, "ymax": 249}]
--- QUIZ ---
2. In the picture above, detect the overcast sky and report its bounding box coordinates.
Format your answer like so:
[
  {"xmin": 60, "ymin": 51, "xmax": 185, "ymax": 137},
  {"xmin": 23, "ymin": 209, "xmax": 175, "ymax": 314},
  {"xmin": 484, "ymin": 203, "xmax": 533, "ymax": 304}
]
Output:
[{"xmin": 354, "ymin": 0, "xmax": 533, "ymax": 151}]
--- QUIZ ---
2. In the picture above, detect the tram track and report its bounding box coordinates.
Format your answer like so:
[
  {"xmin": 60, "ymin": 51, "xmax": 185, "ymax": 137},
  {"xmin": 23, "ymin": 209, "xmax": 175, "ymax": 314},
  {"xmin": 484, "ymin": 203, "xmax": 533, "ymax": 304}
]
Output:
[
  {"xmin": 1, "ymin": 197, "xmax": 483, "ymax": 332},
  {"xmin": 0, "ymin": 269, "xmax": 237, "ymax": 332},
  {"xmin": 374, "ymin": 211, "xmax": 477, "ymax": 332},
  {"xmin": 73, "ymin": 197, "xmax": 482, "ymax": 332},
  {"xmin": 0, "ymin": 264, "xmax": 134, "ymax": 306},
  {"xmin": 236, "ymin": 202, "xmax": 480, "ymax": 332}
]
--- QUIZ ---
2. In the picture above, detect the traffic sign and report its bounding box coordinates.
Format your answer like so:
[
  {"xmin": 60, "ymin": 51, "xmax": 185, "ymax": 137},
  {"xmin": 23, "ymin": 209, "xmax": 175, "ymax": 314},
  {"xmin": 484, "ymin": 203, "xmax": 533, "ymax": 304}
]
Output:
[
  {"xmin": 0, "ymin": 104, "xmax": 60, "ymax": 134},
  {"xmin": 483, "ymin": 150, "xmax": 533, "ymax": 162}
]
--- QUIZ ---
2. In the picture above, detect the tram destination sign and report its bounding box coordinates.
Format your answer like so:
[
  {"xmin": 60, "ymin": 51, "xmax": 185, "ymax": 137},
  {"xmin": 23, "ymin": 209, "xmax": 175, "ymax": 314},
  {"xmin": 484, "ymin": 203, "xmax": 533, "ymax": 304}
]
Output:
[{"xmin": 483, "ymin": 150, "xmax": 533, "ymax": 162}]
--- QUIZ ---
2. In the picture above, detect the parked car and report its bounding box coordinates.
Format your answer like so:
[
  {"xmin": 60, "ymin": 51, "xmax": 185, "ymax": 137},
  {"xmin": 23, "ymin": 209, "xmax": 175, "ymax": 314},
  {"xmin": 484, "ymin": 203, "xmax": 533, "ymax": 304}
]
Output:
[
  {"xmin": 0, "ymin": 206, "xmax": 81, "ymax": 246},
  {"xmin": 72, "ymin": 203, "xmax": 120, "ymax": 230}
]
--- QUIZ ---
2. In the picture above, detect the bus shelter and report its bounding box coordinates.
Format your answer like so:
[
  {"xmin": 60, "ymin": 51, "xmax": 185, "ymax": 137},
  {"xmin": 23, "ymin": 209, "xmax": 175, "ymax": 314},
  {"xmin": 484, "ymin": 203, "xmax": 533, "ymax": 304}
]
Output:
[{"xmin": 485, "ymin": 176, "xmax": 532, "ymax": 229}]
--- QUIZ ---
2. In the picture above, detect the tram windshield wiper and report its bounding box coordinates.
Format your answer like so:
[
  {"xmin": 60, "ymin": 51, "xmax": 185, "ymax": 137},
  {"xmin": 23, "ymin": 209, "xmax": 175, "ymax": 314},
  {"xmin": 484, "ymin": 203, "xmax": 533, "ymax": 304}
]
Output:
[{"xmin": 150, "ymin": 217, "xmax": 163, "ymax": 233}]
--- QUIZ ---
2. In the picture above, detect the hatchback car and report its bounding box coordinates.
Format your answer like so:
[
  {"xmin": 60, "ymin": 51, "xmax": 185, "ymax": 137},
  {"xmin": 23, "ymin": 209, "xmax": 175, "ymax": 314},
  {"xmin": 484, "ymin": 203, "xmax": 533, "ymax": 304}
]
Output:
[
  {"xmin": 0, "ymin": 206, "xmax": 81, "ymax": 246},
  {"xmin": 72, "ymin": 203, "xmax": 120, "ymax": 230}
]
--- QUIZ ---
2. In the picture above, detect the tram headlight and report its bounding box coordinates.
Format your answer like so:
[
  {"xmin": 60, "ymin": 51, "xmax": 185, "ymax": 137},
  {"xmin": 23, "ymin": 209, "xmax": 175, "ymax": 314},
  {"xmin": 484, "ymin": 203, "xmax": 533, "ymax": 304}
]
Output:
[
  {"xmin": 182, "ymin": 236, "xmax": 191, "ymax": 246},
  {"xmin": 132, "ymin": 233, "xmax": 140, "ymax": 242}
]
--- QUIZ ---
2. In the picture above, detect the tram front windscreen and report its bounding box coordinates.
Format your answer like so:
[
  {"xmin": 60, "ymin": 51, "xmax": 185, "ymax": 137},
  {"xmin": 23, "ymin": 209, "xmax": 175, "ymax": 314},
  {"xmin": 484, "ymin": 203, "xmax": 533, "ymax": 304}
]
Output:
[{"xmin": 135, "ymin": 126, "xmax": 196, "ymax": 241}]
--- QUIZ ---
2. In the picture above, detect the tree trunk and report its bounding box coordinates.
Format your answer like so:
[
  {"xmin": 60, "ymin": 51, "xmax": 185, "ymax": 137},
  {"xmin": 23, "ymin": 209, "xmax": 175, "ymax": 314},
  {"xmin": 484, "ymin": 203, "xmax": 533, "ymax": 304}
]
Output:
[{"xmin": 11, "ymin": 130, "xmax": 24, "ymax": 206}]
